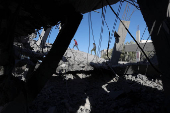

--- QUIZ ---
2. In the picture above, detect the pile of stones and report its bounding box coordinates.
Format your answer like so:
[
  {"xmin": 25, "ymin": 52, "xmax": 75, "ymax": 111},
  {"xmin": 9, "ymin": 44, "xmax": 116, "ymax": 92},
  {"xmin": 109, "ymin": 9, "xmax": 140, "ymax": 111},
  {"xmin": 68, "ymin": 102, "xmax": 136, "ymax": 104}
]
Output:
[
  {"xmin": 28, "ymin": 73, "xmax": 164, "ymax": 113},
  {"xmin": 27, "ymin": 49, "xmax": 164, "ymax": 113},
  {"xmin": 56, "ymin": 48, "xmax": 106, "ymax": 73},
  {"xmin": 0, "ymin": 49, "xmax": 165, "ymax": 113}
]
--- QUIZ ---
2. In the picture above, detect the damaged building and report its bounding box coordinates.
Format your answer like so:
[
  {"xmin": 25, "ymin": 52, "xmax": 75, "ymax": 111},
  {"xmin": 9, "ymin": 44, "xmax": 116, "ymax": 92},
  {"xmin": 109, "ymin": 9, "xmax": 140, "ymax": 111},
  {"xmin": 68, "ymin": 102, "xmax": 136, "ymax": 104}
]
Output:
[{"xmin": 0, "ymin": 0, "xmax": 170, "ymax": 113}]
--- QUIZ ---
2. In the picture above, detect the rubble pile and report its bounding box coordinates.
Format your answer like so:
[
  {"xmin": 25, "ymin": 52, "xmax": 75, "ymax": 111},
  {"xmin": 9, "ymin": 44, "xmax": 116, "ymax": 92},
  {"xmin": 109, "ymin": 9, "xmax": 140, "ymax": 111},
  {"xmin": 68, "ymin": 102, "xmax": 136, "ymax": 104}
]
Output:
[
  {"xmin": 0, "ymin": 48, "xmax": 165, "ymax": 113},
  {"xmin": 28, "ymin": 73, "xmax": 164, "ymax": 113},
  {"xmin": 26, "ymin": 49, "xmax": 164, "ymax": 113},
  {"xmin": 56, "ymin": 48, "xmax": 106, "ymax": 73}
]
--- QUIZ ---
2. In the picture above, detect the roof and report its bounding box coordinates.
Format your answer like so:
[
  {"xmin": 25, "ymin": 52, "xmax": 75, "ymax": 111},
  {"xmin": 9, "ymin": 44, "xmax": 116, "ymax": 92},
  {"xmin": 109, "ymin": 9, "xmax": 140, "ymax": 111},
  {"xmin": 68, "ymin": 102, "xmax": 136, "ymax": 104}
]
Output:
[{"xmin": 1, "ymin": 0, "xmax": 119, "ymax": 38}]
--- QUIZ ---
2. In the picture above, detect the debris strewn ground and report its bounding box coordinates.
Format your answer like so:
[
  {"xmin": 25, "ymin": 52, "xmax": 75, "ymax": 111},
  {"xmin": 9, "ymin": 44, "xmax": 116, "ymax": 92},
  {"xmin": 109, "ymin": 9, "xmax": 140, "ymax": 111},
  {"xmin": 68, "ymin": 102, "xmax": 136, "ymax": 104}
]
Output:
[{"xmin": 26, "ymin": 49, "xmax": 164, "ymax": 113}]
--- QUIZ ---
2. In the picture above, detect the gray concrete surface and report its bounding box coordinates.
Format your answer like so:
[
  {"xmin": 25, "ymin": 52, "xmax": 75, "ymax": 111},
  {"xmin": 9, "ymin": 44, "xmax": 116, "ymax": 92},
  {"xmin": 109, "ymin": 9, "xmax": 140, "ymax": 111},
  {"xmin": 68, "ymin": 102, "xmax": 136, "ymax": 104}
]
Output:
[
  {"xmin": 56, "ymin": 48, "xmax": 106, "ymax": 73},
  {"xmin": 125, "ymin": 42, "xmax": 154, "ymax": 52},
  {"xmin": 111, "ymin": 21, "xmax": 130, "ymax": 65},
  {"xmin": 36, "ymin": 27, "xmax": 52, "ymax": 48}
]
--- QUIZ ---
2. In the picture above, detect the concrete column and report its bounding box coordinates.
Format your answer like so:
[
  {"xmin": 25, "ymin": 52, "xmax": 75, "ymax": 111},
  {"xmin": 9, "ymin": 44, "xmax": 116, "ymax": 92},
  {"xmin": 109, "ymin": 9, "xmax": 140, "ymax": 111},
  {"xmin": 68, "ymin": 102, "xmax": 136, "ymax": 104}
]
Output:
[
  {"xmin": 136, "ymin": 30, "xmax": 140, "ymax": 62},
  {"xmin": 36, "ymin": 27, "xmax": 52, "ymax": 48},
  {"xmin": 111, "ymin": 20, "xmax": 130, "ymax": 65}
]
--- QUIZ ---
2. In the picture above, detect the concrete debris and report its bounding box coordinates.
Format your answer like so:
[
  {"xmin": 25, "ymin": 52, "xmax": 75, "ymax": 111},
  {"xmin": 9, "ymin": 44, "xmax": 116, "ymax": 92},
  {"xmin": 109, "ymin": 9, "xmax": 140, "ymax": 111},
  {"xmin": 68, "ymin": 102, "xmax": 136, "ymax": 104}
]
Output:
[
  {"xmin": 63, "ymin": 74, "xmax": 75, "ymax": 80},
  {"xmin": 77, "ymin": 97, "xmax": 91, "ymax": 113},
  {"xmin": 56, "ymin": 48, "xmax": 106, "ymax": 73},
  {"xmin": 27, "ymin": 51, "xmax": 164, "ymax": 113},
  {"xmin": 124, "ymin": 74, "xmax": 163, "ymax": 90},
  {"xmin": 12, "ymin": 59, "xmax": 35, "ymax": 82},
  {"xmin": 4, "ymin": 47, "xmax": 164, "ymax": 113}
]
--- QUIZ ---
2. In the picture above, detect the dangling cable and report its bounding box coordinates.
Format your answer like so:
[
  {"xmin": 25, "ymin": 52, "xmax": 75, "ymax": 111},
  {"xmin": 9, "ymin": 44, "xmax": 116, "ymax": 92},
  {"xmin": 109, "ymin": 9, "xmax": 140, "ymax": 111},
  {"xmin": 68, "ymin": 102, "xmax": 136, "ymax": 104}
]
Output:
[
  {"xmin": 106, "ymin": 0, "xmax": 163, "ymax": 75},
  {"xmin": 87, "ymin": 12, "xmax": 91, "ymax": 64},
  {"xmin": 106, "ymin": 31, "xmax": 111, "ymax": 60}
]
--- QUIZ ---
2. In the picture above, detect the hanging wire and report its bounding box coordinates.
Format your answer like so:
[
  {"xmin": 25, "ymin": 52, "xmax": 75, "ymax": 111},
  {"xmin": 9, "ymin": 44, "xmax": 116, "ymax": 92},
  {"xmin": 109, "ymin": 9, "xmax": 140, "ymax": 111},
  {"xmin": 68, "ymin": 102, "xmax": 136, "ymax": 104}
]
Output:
[
  {"xmin": 97, "ymin": 5, "xmax": 108, "ymax": 57},
  {"xmin": 141, "ymin": 26, "xmax": 148, "ymax": 40},
  {"xmin": 106, "ymin": 0, "xmax": 123, "ymax": 61},
  {"xmin": 89, "ymin": 12, "xmax": 95, "ymax": 43},
  {"xmin": 87, "ymin": 12, "xmax": 91, "ymax": 64},
  {"xmin": 115, "ymin": 2, "xmax": 137, "ymax": 55},
  {"xmin": 106, "ymin": 31, "xmax": 111, "ymax": 60},
  {"xmin": 128, "ymin": 6, "xmax": 136, "ymax": 21},
  {"xmin": 122, "ymin": 3, "xmax": 128, "ymax": 20},
  {"xmin": 142, "ymin": 35, "xmax": 151, "ymax": 50},
  {"xmin": 98, "ymin": 4, "xmax": 111, "ymax": 60},
  {"xmin": 106, "ymin": 0, "xmax": 162, "ymax": 75},
  {"xmin": 125, "ymin": 3, "xmax": 131, "ymax": 20},
  {"xmin": 135, "ymin": 26, "xmax": 148, "ymax": 52},
  {"xmin": 121, "ymin": 0, "xmax": 140, "ymax": 10},
  {"xmin": 87, "ymin": 12, "xmax": 98, "ymax": 63},
  {"xmin": 97, "ymin": 0, "xmax": 104, "ymax": 57}
]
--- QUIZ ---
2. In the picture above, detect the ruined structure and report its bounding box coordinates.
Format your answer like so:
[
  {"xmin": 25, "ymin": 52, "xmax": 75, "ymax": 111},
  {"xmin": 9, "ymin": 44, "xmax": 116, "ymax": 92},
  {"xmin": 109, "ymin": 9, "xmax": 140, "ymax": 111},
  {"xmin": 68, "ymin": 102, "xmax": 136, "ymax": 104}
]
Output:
[
  {"xmin": 111, "ymin": 20, "xmax": 130, "ymax": 65},
  {"xmin": 0, "ymin": 0, "xmax": 170, "ymax": 112}
]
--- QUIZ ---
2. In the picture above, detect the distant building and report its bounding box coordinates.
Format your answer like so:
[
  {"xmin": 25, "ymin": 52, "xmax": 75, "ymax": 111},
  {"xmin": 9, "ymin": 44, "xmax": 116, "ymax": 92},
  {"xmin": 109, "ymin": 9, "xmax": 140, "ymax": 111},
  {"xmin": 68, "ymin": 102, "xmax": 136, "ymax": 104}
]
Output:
[
  {"xmin": 140, "ymin": 40, "xmax": 152, "ymax": 43},
  {"xmin": 100, "ymin": 49, "xmax": 112, "ymax": 57},
  {"xmin": 100, "ymin": 49, "xmax": 107, "ymax": 57}
]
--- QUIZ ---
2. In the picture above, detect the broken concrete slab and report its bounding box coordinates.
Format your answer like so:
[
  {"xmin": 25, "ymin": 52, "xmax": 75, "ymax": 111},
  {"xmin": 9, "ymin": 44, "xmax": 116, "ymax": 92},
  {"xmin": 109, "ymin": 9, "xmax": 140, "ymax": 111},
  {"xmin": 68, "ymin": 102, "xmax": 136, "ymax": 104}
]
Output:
[
  {"xmin": 56, "ymin": 49, "xmax": 106, "ymax": 74},
  {"xmin": 111, "ymin": 21, "xmax": 130, "ymax": 65}
]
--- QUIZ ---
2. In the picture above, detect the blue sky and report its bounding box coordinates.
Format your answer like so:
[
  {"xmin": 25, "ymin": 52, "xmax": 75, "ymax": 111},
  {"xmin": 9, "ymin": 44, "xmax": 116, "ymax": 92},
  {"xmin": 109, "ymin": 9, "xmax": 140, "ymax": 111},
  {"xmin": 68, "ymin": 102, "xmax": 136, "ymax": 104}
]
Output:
[{"xmin": 35, "ymin": 1, "xmax": 150, "ymax": 56}]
